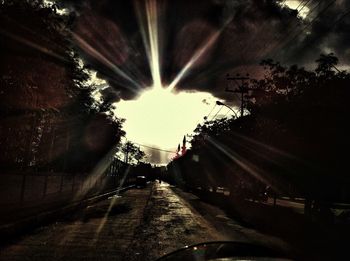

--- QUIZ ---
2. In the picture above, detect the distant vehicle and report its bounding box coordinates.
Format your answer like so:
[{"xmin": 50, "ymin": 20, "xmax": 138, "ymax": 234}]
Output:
[
  {"xmin": 136, "ymin": 176, "xmax": 147, "ymax": 188},
  {"xmin": 216, "ymin": 187, "xmax": 225, "ymax": 193}
]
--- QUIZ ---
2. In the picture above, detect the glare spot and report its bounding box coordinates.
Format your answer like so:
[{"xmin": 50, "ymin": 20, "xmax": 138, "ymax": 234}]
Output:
[
  {"xmin": 86, "ymin": 70, "xmax": 108, "ymax": 87},
  {"xmin": 114, "ymin": 86, "xmax": 218, "ymax": 151},
  {"xmin": 282, "ymin": 0, "xmax": 310, "ymax": 19},
  {"xmin": 43, "ymin": 0, "xmax": 69, "ymax": 15}
]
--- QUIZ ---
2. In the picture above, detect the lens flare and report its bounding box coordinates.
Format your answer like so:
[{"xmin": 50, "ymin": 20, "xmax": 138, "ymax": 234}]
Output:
[
  {"xmin": 207, "ymin": 136, "xmax": 272, "ymax": 188},
  {"xmin": 72, "ymin": 32, "xmax": 142, "ymax": 92},
  {"xmin": 94, "ymin": 166, "xmax": 131, "ymax": 240},
  {"xmin": 116, "ymin": 87, "xmax": 216, "ymax": 147},
  {"xmin": 146, "ymin": 0, "xmax": 162, "ymax": 89},
  {"xmin": 0, "ymin": 28, "xmax": 67, "ymax": 62},
  {"xmin": 167, "ymin": 15, "xmax": 234, "ymax": 91},
  {"xmin": 134, "ymin": 0, "xmax": 163, "ymax": 89},
  {"xmin": 72, "ymin": 145, "xmax": 118, "ymax": 201},
  {"xmin": 168, "ymin": 30, "xmax": 221, "ymax": 91}
]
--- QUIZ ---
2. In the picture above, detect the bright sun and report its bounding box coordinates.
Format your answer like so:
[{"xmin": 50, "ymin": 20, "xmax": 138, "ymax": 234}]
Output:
[{"xmin": 114, "ymin": 86, "xmax": 221, "ymax": 162}]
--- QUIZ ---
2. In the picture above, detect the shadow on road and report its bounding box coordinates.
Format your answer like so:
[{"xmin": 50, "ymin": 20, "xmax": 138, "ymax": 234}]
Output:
[{"xmin": 59, "ymin": 202, "xmax": 132, "ymax": 223}]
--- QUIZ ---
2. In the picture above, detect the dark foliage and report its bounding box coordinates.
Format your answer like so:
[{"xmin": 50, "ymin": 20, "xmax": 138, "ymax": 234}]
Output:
[
  {"xmin": 167, "ymin": 53, "xmax": 350, "ymax": 203},
  {"xmin": 0, "ymin": 0, "xmax": 125, "ymax": 173}
]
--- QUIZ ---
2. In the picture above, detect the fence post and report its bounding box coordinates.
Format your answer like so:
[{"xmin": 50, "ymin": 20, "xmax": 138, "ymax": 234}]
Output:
[
  {"xmin": 72, "ymin": 174, "xmax": 75, "ymax": 193},
  {"xmin": 59, "ymin": 173, "xmax": 64, "ymax": 192},
  {"xmin": 43, "ymin": 173, "xmax": 48, "ymax": 198},
  {"xmin": 20, "ymin": 174, "xmax": 26, "ymax": 204}
]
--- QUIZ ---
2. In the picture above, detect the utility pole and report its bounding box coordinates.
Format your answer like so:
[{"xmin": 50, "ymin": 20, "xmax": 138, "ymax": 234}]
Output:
[{"xmin": 226, "ymin": 73, "xmax": 253, "ymax": 117}]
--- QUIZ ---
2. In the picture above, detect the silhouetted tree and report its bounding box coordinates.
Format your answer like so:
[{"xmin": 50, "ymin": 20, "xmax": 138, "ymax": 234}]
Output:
[
  {"xmin": 168, "ymin": 53, "xmax": 350, "ymax": 206},
  {"xmin": 121, "ymin": 142, "xmax": 145, "ymax": 165},
  {"xmin": 0, "ymin": 0, "xmax": 126, "ymax": 174}
]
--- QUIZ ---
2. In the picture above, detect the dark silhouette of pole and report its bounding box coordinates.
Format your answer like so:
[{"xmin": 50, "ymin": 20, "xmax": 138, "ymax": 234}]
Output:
[{"xmin": 226, "ymin": 74, "xmax": 252, "ymax": 117}]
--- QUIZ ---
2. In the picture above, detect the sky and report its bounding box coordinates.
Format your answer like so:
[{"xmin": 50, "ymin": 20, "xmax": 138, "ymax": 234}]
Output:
[
  {"xmin": 115, "ymin": 87, "xmax": 230, "ymax": 164},
  {"xmin": 56, "ymin": 0, "xmax": 350, "ymax": 164}
]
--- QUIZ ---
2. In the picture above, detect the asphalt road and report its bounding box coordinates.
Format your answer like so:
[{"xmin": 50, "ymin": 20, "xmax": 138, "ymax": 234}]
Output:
[
  {"xmin": 171, "ymin": 187, "xmax": 290, "ymax": 252},
  {"xmin": 0, "ymin": 182, "xmax": 289, "ymax": 261}
]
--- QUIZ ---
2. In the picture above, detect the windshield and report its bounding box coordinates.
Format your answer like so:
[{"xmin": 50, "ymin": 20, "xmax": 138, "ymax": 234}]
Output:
[{"xmin": 1, "ymin": 1, "xmax": 349, "ymax": 261}]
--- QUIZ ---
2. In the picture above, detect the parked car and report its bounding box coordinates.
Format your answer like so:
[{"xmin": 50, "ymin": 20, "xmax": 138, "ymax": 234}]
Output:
[{"xmin": 136, "ymin": 176, "xmax": 147, "ymax": 188}]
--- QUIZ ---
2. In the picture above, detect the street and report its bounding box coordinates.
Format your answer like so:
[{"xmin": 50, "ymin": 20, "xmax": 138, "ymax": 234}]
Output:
[{"xmin": 0, "ymin": 182, "xmax": 288, "ymax": 261}]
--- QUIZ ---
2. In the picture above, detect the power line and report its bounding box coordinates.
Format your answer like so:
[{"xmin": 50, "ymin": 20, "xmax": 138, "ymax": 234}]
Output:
[
  {"xmin": 194, "ymin": 102, "xmax": 217, "ymax": 129},
  {"xmin": 267, "ymin": 0, "xmax": 349, "ymax": 62},
  {"xmin": 133, "ymin": 142, "xmax": 176, "ymax": 153},
  {"xmin": 295, "ymin": 7, "xmax": 350, "ymax": 53},
  {"xmin": 238, "ymin": 0, "xmax": 317, "ymax": 64},
  {"xmin": 253, "ymin": 0, "xmax": 323, "ymax": 61},
  {"xmin": 224, "ymin": 0, "xmax": 334, "ymax": 115},
  {"xmin": 298, "ymin": 0, "xmax": 312, "ymax": 13},
  {"xmin": 296, "ymin": 0, "xmax": 307, "ymax": 10},
  {"xmin": 332, "ymin": 8, "xmax": 350, "ymax": 29},
  {"xmin": 270, "ymin": 0, "xmax": 337, "ymax": 59},
  {"xmin": 211, "ymin": 106, "xmax": 224, "ymax": 121},
  {"xmin": 255, "ymin": 0, "xmax": 321, "ymax": 60},
  {"xmin": 286, "ymin": 1, "xmax": 337, "ymax": 41},
  {"xmin": 206, "ymin": 103, "xmax": 217, "ymax": 119}
]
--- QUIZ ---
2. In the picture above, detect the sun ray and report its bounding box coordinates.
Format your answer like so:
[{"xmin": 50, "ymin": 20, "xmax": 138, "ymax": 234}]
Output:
[
  {"xmin": 167, "ymin": 30, "xmax": 221, "ymax": 91},
  {"xmin": 146, "ymin": 0, "xmax": 162, "ymax": 89},
  {"xmin": 206, "ymin": 136, "xmax": 274, "ymax": 190},
  {"xmin": 230, "ymin": 131, "xmax": 304, "ymax": 161},
  {"xmin": 93, "ymin": 166, "xmax": 131, "ymax": 241},
  {"xmin": 134, "ymin": 1, "xmax": 151, "ymax": 62},
  {"xmin": 0, "ymin": 28, "xmax": 68, "ymax": 62},
  {"xmin": 134, "ymin": 0, "xmax": 163, "ymax": 89},
  {"xmin": 72, "ymin": 145, "xmax": 118, "ymax": 201},
  {"xmin": 167, "ymin": 15, "xmax": 235, "ymax": 92},
  {"xmin": 72, "ymin": 32, "xmax": 142, "ymax": 92}
]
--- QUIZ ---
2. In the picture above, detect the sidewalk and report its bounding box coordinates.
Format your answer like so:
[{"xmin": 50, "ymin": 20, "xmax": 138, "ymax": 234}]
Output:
[
  {"xmin": 0, "ymin": 185, "xmax": 135, "ymax": 241},
  {"xmin": 265, "ymin": 197, "xmax": 305, "ymax": 214},
  {"xmin": 0, "ymin": 185, "xmax": 152, "ymax": 261}
]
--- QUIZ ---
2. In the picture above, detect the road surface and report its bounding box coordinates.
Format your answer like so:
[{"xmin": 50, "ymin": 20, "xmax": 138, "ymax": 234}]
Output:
[{"xmin": 0, "ymin": 182, "xmax": 288, "ymax": 261}]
